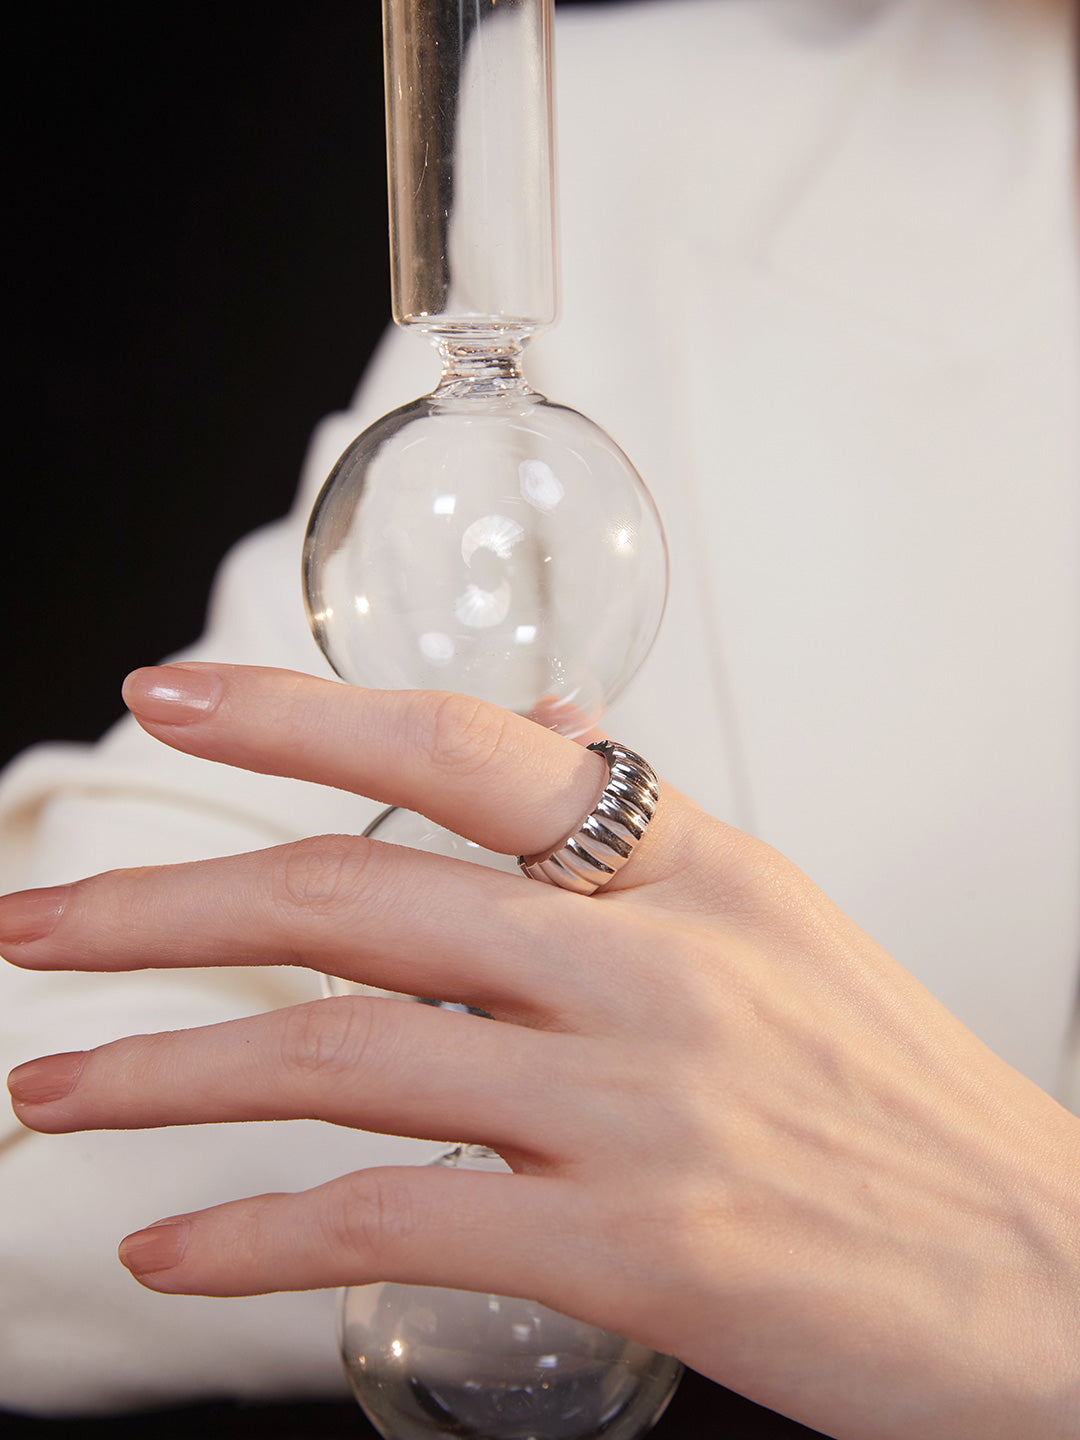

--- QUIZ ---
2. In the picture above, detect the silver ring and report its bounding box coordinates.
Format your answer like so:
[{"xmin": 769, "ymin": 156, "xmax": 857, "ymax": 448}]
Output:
[{"xmin": 518, "ymin": 741, "xmax": 660, "ymax": 894}]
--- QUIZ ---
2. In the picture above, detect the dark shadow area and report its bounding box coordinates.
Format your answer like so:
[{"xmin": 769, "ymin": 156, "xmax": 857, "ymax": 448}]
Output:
[
  {"xmin": 6, "ymin": 3, "xmax": 390, "ymax": 768},
  {"xmin": 0, "ymin": 1367, "xmax": 832, "ymax": 1438}
]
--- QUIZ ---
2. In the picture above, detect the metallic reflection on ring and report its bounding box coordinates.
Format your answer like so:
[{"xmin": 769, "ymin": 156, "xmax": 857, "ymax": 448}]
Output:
[{"xmin": 519, "ymin": 741, "xmax": 659, "ymax": 894}]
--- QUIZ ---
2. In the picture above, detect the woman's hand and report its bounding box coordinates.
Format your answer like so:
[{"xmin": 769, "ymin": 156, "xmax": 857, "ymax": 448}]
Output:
[{"xmin": 3, "ymin": 663, "xmax": 1078, "ymax": 1440}]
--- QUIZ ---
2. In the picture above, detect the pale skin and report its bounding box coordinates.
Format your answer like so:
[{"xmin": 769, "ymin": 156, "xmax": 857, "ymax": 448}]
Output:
[{"xmin": 3, "ymin": 663, "xmax": 1079, "ymax": 1440}]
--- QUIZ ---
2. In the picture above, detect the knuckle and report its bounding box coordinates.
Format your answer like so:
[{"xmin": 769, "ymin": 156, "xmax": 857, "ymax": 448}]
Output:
[
  {"xmin": 278, "ymin": 996, "xmax": 376, "ymax": 1081},
  {"xmin": 273, "ymin": 834, "xmax": 373, "ymax": 920},
  {"xmin": 324, "ymin": 1171, "xmax": 418, "ymax": 1270},
  {"xmin": 702, "ymin": 827, "xmax": 807, "ymax": 918},
  {"xmin": 595, "ymin": 1171, "xmax": 731, "ymax": 1290},
  {"xmin": 420, "ymin": 692, "xmax": 509, "ymax": 780},
  {"xmin": 656, "ymin": 1179, "xmax": 733, "ymax": 1275}
]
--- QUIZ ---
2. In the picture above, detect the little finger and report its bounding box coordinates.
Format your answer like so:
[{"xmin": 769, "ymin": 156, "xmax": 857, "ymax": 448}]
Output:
[{"xmin": 115, "ymin": 1167, "xmax": 637, "ymax": 1351}]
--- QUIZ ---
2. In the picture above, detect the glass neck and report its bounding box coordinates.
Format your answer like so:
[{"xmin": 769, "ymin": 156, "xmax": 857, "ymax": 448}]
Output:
[{"xmin": 430, "ymin": 331, "xmax": 536, "ymax": 401}]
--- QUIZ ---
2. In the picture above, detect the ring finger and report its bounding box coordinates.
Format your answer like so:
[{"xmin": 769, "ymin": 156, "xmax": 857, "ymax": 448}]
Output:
[{"xmin": 7, "ymin": 995, "xmax": 602, "ymax": 1166}]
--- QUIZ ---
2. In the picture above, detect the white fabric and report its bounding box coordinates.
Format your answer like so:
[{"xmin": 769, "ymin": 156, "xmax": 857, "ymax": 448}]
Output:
[{"xmin": 0, "ymin": 0, "xmax": 1076, "ymax": 1414}]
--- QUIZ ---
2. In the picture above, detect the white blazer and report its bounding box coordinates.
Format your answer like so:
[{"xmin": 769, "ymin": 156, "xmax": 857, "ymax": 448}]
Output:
[{"xmin": 0, "ymin": 0, "xmax": 1075, "ymax": 1414}]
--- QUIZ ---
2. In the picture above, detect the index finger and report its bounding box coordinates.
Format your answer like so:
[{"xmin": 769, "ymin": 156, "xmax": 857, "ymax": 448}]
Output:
[{"xmin": 120, "ymin": 665, "xmax": 697, "ymax": 892}]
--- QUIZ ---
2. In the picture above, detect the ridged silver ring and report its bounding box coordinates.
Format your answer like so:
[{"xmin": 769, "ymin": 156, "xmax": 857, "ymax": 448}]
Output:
[{"xmin": 518, "ymin": 741, "xmax": 660, "ymax": 894}]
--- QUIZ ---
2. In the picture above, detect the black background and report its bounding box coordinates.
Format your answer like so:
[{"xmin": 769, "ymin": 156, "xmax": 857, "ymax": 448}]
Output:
[
  {"xmin": 6, "ymin": 3, "xmax": 391, "ymax": 769},
  {"xmin": 3, "ymin": 4, "xmax": 829, "ymax": 1435}
]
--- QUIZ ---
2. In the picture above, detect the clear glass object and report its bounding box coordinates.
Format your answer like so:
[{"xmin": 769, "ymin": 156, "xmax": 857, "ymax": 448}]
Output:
[
  {"xmin": 382, "ymin": 0, "xmax": 556, "ymax": 332},
  {"xmin": 340, "ymin": 1146, "xmax": 684, "ymax": 1440},
  {"xmin": 302, "ymin": 0, "xmax": 667, "ymax": 736},
  {"xmin": 304, "ymin": 389, "xmax": 666, "ymax": 731},
  {"xmin": 310, "ymin": 2, "xmax": 677, "ymax": 1434}
]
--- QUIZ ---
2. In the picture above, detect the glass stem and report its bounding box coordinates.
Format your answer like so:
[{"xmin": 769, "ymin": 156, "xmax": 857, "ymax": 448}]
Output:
[{"xmin": 383, "ymin": 0, "xmax": 557, "ymax": 334}]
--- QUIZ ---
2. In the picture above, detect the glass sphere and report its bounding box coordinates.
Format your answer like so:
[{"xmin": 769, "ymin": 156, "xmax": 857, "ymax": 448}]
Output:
[
  {"xmin": 360, "ymin": 803, "xmax": 520, "ymax": 874},
  {"xmin": 303, "ymin": 389, "xmax": 667, "ymax": 737},
  {"xmin": 340, "ymin": 1146, "xmax": 683, "ymax": 1440}
]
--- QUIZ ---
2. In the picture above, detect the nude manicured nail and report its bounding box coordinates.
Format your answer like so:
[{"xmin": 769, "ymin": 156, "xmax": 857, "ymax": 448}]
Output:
[
  {"xmin": 119, "ymin": 1220, "xmax": 189, "ymax": 1276},
  {"xmin": 0, "ymin": 884, "xmax": 69, "ymax": 943},
  {"xmin": 8, "ymin": 1051, "xmax": 86, "ymax": 1105},
  {"xmin": 122, "ymin": 665, "xmax": 222, "ymax": 724}
]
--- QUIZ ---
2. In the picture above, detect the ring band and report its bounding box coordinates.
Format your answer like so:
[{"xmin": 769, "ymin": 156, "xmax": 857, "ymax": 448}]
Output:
[{"xmin": 518, "ymin": 741, "xmax": 660, "ymax": 894}]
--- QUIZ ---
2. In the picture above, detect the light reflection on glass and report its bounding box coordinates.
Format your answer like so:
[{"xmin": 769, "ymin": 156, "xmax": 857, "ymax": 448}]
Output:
[
  {"xmin": 460, "ymin": 514, "xmax": 525, "ymax": 563},
  {"xmin": 419, "ymin": 632, "xmax": 455, "ymax": 663},
  {"xmin": 519, "ymin": 456, "xmax": 564, "ymax": 512}
]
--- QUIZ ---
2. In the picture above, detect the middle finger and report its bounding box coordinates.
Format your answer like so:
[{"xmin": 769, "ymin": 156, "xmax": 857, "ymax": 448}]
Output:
[{"xmin": 4, "ymin": 835, "xmax": 650, "ymax": 1028}]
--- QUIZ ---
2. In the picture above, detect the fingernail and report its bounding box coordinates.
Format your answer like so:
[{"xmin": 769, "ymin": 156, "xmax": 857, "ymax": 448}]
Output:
[
  {"xmin": 119, "ymin": 1219, "xmax": 189, "ymax": 1276},
  {"xmin": 122, "ymin": 665, "xmax": 222, "ymax": 724},
  {"xmin": 8, "ymin": 1051, "xmax": 86, "ymax": 1105},
  {"xmin": 0, "ymin": 884, "xmax": 69, "ymax": 944}
]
